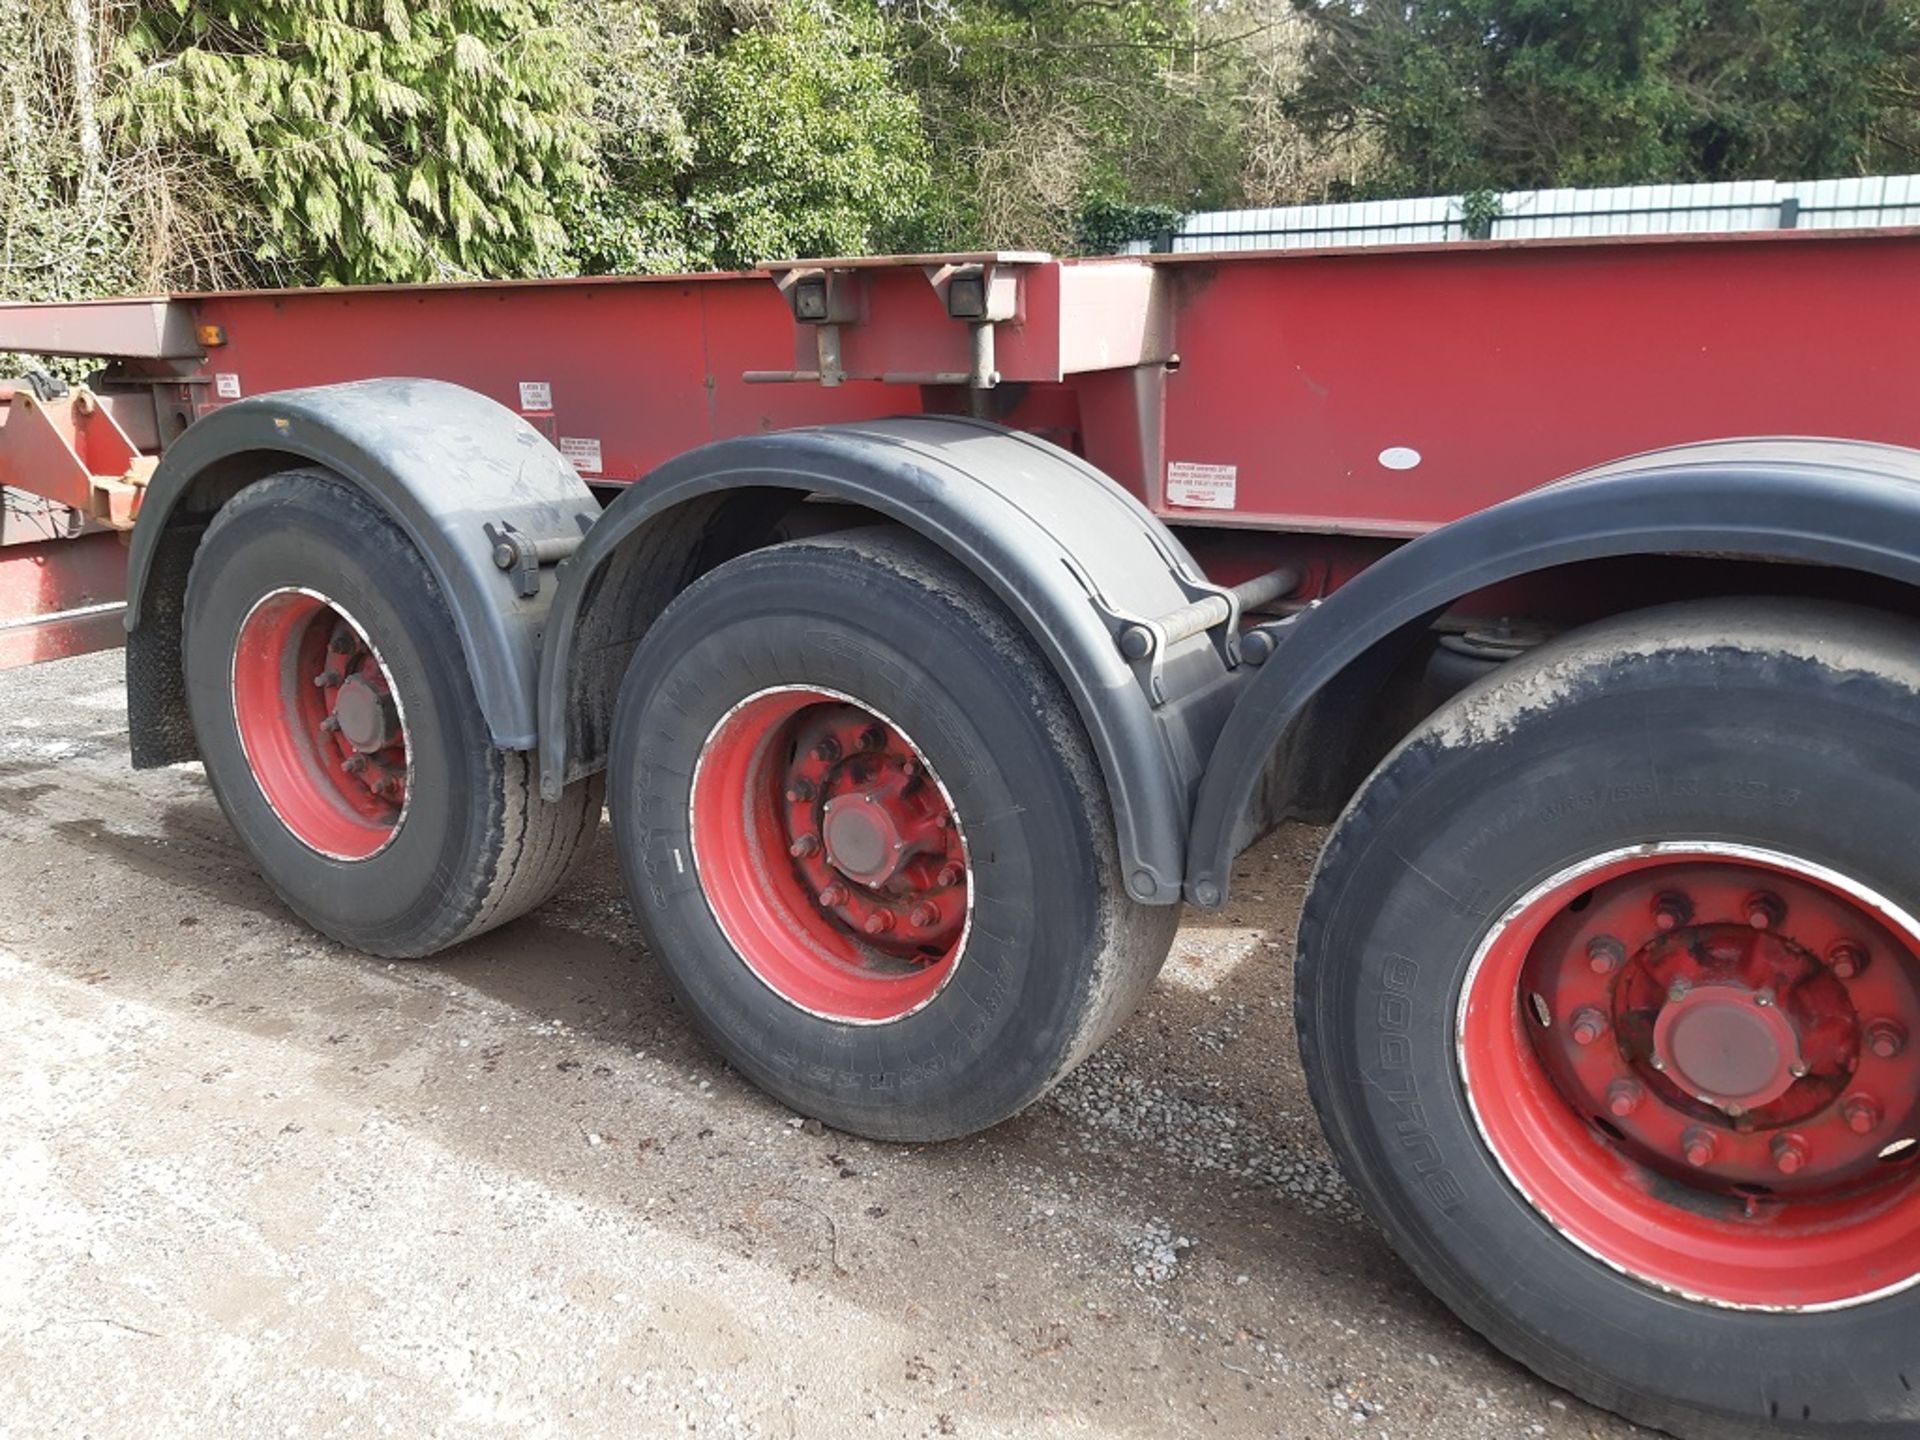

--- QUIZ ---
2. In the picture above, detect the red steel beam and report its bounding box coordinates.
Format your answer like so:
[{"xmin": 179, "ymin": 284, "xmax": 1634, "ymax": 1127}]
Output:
[
  {"xmin": 0, "ymin": 531, "xmax": 129, "ymax": 668},
  {"xmin": 170, "ymin": 228, "xmax": 1920, "ymax": 540}
]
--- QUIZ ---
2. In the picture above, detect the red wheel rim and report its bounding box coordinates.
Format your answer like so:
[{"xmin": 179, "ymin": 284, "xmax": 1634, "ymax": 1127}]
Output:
[
  {"xmin": 1460, "ymin": 843, "xmax": 1920, "ymax": 1310},
  {"xmin": 230, "ymin": 587, "xmax": 410, "ymax": 861},
  {"xmin": 688, "ymin": 686, "xmax": 971, "ymax": 1024}
]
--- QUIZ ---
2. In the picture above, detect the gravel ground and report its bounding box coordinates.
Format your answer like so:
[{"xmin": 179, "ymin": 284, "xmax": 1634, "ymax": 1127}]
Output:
[{"xmin": 0, "ymin": 649, "xmax": 1647, "ymax": 1440}]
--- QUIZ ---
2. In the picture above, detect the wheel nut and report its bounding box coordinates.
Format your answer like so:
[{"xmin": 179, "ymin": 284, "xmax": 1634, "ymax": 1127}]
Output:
[
  {"xmin": 1744, "ymin": 891, "xmax": 1785, "ymax": 930},
  {"xmin": 1772, "ymin": 1133, "xmax": 1809, "ymax": 1175},
  {"xmin": 1570, "ymin": 1008, "xmax": 1608, "ymax": 1046},
  {"xmin": 863, "ymin": 911, "xmax": 894, "ymax": 935},
  {"xmin": 1867, "ymin": 1019, "xmax": 1908, "ymax": 1060},
  {"xmin": 818, "ymin": 884, "xmax": 848, "ymax": 908},
  {"xmin": 1586, "ymin": 935, "xmax": 1625, "ymax": 976},
  {"xmin": 342, "ymin": 755, "xmax": 368, "ymax": 774},
  {"xmin": 813, "ymin": 737, "xmax": 841, "ymax": 762},
  {"xmin": 1682, "ymin": 1127, "xmax": 1717, "ymax": 1167},
  {"xmin": 313, "ymin": 670, "xmax": 341, "ymax": 688},
  {"xmin": 789, "ymin": 834, "xmax": 819, "ymax": 859},
  {"xmin": 1651, "ymin": 892, "xmax": 1692, "ymax": 932},
  {"xmin": 910, "ymin": 902, "xmax": 940, "ymax": 928},
  {"xmin": 936, "ymin": 862, "xmax": 964, "ymax": 888},
  {"xmin": 784, "ymin": 779, "xmax": 815, "ymax": 803},
  {"xmin": 1606, "ymin": 1078, "xmax": 1645, "ymax": 1117},
  {"xmin": 319, "ymin": 715, "xmax": 340, "ymax": 734},
  {"xmin": 1829, "ymin": 941, "xmax": 1868, "ymax": 980},
  {"xmin": 329, "ymin": 633, "xmax": 355, "ymax": 654},
  {"xmin": 858, "ymin": 726, "xmax": 884, "ymax": 751},
  {"xmin": 1843, "ymin": 1094, "xmax": 1883, "ymax": 1134}
]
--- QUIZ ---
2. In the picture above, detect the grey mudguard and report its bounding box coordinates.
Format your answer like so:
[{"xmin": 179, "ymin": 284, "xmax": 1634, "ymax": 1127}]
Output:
[
  {"xmin": 538, "ymin": 415, "xmax": 1235, "ymax": 905},
  {"xmin": 1184, "ymin": 437, "xmax": 1920, "ymax": 907},
  {"xmin": 125, "ymin": 378, "xmax": 598, "ymax": 751}
]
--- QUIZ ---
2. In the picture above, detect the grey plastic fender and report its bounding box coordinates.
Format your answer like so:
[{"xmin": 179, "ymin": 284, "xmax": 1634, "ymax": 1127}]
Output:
[
  {"xmin": 126, "ymin": 378, "xmax": 598, "ymax": 755},
  {"xmin": 1185, "ymin": 437, "xmax": 1920, "ymax": 907},
  {"xmin": 538, "ymin": 416, "xmax": 1234, "ymax": 905}
]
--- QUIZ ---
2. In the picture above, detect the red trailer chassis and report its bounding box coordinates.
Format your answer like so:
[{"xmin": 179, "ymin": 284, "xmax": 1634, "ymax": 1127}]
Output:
[
  {"xmin": 9, "ymin": 229, "xmax": 1920, "ymax": 1439},
  {"xmin": 11, "ymin": 226, "xmax": 1920, "ymax": 663}
]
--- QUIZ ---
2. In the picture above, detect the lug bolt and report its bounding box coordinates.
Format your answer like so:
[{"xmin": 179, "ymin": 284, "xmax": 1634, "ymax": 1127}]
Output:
[
  {"xmin": 1682, "ymin": 1127, "xmax": 1717, "ymax": 1167},
  {"xmin": 314, "ymin": 670, "xmax": 342, "ymax": 688},
  {"xmin": 1744, "ymin": 891, "xmax": 1785, "ymax": 931},
  {"xmin": 910, "ymin": 902, "xmax": 940, "ymax": 928},
  {"xmin": 1867, "ymin": 1019, "xmax": 1908, "ymax": 1060},
  {"xmin": 1829, "ymin": 941, "xmax": 1868, "ymax": 980},
  {"xmin": 1570, "ymin": 1008, "xmax": 1608, "ymax": 1046},
  {"xmin": 1772, "ymin": 1134, "xmax": 1810, "ymax": 1175},
  {"xmin": 1843, "ymin": 1094, "xmax": 1883, "ymax": 1134},
  {"xmin": 342, "ymin": 755, "xmax": 368, "ymax": 774},
  {"xmin": 789, "ymin": 834, "xmax": 819, "ymax": 859},
  {"xmin": 937, "ymin": 862, "xmax": 964, "ymax": 888},
  {"xmin": 785, "ymin": 778, "xmax": 815, "ymax": 803},
  {"xmin": 319, "ymin": 715, "xmax": 340, "ymax": 734},
  {"xmin": 818, "ymin": 884, "xmax": 848, "ymax": 908},
  {"xmin": 329, "ymin": 633, "xmax": 355, "ymax": 654},
  {"xmin": 863, "ymin": 911, "xmax": 894, "ymax": 935},
  {"xmin": 813, "ymin": 737, "xmax": 841, "ymax": 763},
  {"xmin": 1606, "ymin": 1078, "xmax": 1646, "ymax": 1117},
  {"xmin": 1586, "ymin": 935, "xmax": 1625, "ymax": 976},
  {"xmin": 1651, "ymin": 892, "xmax": 1692, "ymax": 932},
  {"xmin": 373, "ymin": 776, "xmax": 398, "ymax": 798},
  {"xmin": 901, "ymin": 759, "xmax": 917, "ymax": 777},
  {"xmin": 858, "ymin": 726, "xmax": 885, "ymax": 751}
]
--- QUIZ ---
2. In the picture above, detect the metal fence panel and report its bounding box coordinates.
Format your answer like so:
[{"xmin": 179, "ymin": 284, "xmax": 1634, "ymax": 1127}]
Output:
[{"xmin": 1118, "ymin": 174, "xmax": 1920, "ymax": 254}]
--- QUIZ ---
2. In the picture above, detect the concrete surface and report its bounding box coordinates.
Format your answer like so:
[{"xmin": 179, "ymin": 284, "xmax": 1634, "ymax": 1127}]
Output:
[{"xmin": 0, "ymin": 649, "xmax": 1643, "ymax": 1439}]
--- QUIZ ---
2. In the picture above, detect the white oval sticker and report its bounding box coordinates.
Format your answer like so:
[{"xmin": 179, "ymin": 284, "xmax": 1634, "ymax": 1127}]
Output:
[{"xmin": 1379, "ymin": 446, "xmax": 1422, "ymax": 471}]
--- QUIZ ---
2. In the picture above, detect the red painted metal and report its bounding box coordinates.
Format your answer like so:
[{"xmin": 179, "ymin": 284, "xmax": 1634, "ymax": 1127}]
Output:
[
  {"xmin": 231, "ymin": 589, "xmax": 408, "ymax": 860},
  {"xmin": 689, "ymin": 688, "xmax": 968, "ymax": 1023},
  {"xmin": 0, "ymin": 389, "xmax": 150, "ymax": 526},
  {"xmin": 1462, "ymin": 850, "xmax": 1920, "ymax": 1309},
  {"xmin": 160, "ymin": 228, "xmax": 1920, "ymax": 533},
  {"xmin": 8, "ymin": 227, "xmax": 1920, "ymax": 665},
  {"xmin": 0, "ymin": 532, "xmax": 128, "ymax": 667}
]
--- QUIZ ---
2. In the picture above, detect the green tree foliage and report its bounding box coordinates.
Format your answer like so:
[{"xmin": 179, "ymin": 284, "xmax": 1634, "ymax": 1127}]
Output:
[
  {"xmin": 565, "ymin": 0, "xmax": 933, "ymax": 272},
  {"xmin": 15, "ymin": 0, "xmax": 1920, "ymax": 300},
  {"xmin": 1288, "ymin": 0, "xmax": 1920, "ymax": 197},
  {"xmin": 890, "ymin": 0, "xmax": 1258, "ymax": 249},
  {"xmin": 110, "ymin": 0, "xmax": 596, "ymax": 283}
]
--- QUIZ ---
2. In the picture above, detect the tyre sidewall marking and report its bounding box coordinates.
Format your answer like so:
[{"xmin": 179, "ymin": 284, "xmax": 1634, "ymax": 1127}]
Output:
[
  {"xmin": 186, "ymin": 487, "xmax": 489, "ymax": 941},
  {"xmin": 1309, "ymin": 650, "xmax": 1920, "ymax": 1418},
  {"xmin": 612, "ymin": 561, "xmax": 1104, "ymax": 1126}
]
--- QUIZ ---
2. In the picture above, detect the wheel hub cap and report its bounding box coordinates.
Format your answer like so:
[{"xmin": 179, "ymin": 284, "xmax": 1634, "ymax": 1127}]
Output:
[
  {"xmin": 230, "ymin": 588, "xmax": 410, "ymax": 861},
  {"xmin": 1656, "ymin": 985, "xmax": 1799, "ymax": 1108},
  {"xmin": 332, "ymin": 674, "xmax": 400, "ymax": 753},
  {"xmin": 1460, "ymin": 846, "xmax": 1920, "ymax": 1309},
  {"xmin": 688, "ymin": 687, "xmax": 971, "ymax": 1024}
]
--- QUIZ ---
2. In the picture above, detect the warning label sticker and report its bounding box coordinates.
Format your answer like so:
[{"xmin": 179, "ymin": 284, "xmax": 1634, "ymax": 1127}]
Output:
[
  {"xmin": 214, "ymin": 373, "xmax": 242, "ymax": 400},
  {"xmin": 518, "ymin": 380, "xmax": 553, "ymax": 411},
  {"xmin": 1166, "ymin": 461, "xmax": 1237, "ymax": 510},
  {"xmin": 559, "ymin": 436, "xmax": 603, "ymax": 475}
]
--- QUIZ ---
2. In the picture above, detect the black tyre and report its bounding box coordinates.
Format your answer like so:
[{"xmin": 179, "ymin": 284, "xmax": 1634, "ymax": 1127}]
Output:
[
  {"xmin": 1300, "ymin": 599, "xmax": 1920, "ymax": 1438},
  {"xmin": 608, "ymin": 528, "xmax": 1179, "ymax": 1140},
  {"xmin": 184, "ymin": 470, "xmax": 603, "ymax": 957}
]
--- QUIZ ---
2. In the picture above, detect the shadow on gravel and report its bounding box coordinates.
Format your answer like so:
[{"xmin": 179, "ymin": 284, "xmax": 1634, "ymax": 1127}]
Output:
[{"xmin": 46, "ymin": 801, "xmax": 283, "ymax": 922}]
